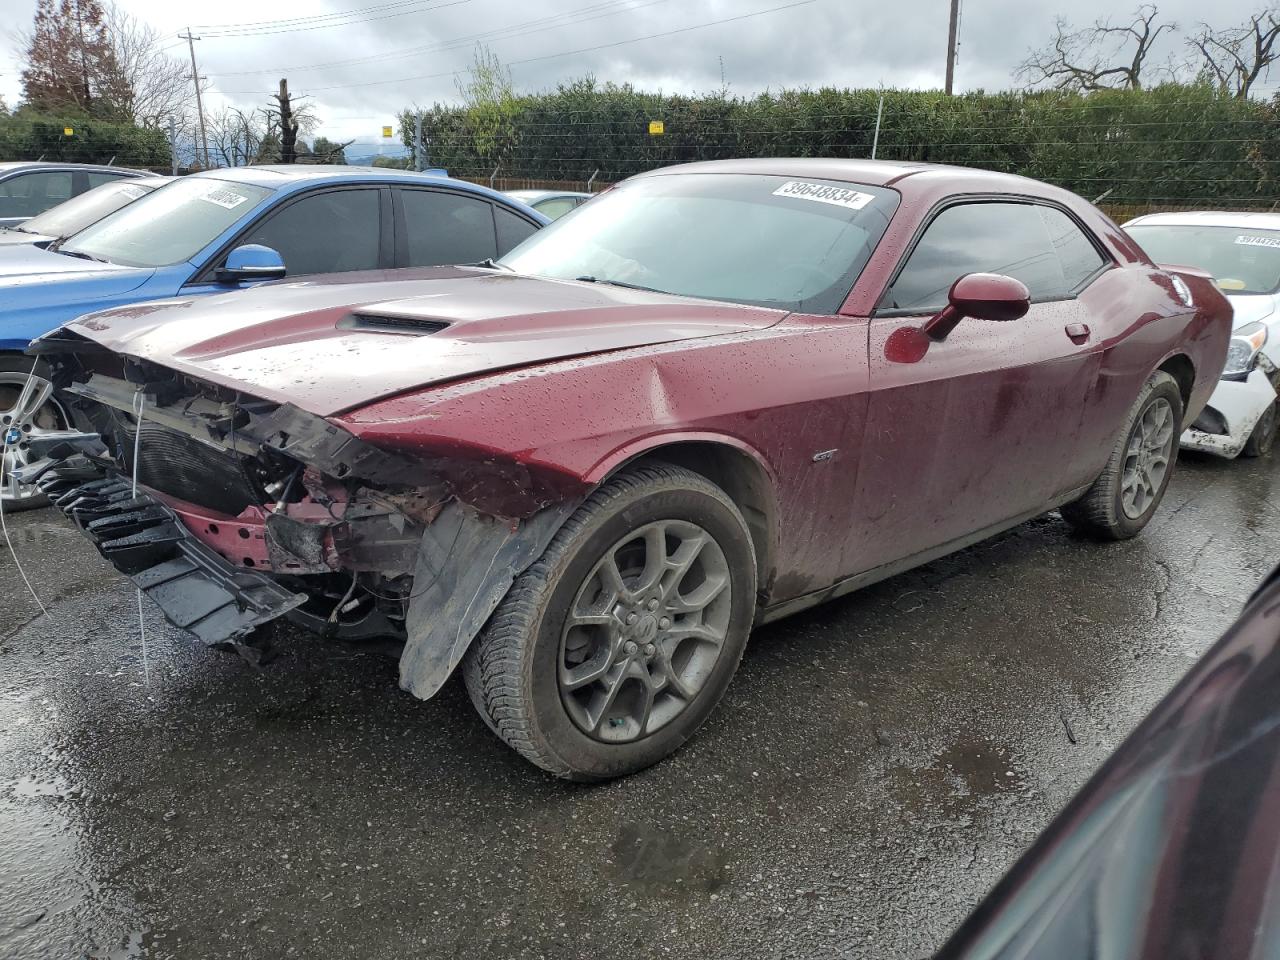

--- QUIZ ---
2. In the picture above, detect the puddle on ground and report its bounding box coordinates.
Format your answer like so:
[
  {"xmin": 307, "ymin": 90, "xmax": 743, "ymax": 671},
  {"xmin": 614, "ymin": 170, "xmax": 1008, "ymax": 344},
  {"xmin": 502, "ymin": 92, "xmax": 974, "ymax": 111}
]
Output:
[
  {"xmin": 886, "ymin": 737, "xmax": 1027, "ymax": 821},
  {"xmin": 609, "ymin": 822, "xmax": 728, "ymax": 895}
]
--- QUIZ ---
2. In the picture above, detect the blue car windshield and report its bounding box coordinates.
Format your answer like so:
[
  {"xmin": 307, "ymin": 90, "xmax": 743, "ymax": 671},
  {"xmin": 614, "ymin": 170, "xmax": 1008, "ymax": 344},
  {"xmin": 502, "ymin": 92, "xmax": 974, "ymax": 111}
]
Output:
[
  {"xmin": 499, "ymin": 173, "xmax": 899, "ymax": 313},
  {"xmin": 59, "ymin": 178, "xmax": 272, "ymax": 268}
]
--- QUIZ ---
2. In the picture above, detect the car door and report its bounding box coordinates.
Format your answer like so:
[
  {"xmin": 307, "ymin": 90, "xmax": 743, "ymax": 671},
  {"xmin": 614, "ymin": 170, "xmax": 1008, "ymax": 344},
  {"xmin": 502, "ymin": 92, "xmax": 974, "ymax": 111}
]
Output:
[
  {"xmin": 0, "ymin": 170, "xmax": 75, "ymax": 226},
  {"xmin": 395, "ymin": 187, "xmax": 540, "ymax": 266},
  {"xmin": 846, "ymin": 199, "xmax": 1109, "ymax": 575},
  {"xmin": 236, "ymin": 185, "xmax": 389, "ymax": 277}
]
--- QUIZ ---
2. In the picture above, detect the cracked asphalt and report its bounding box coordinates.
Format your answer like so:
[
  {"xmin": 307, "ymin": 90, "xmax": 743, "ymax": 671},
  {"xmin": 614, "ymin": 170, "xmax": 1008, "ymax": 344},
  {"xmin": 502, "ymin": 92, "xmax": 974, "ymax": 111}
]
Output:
[{"xmin": 1, "ymin": 450, "xmax": 1278, "ymax": 960}]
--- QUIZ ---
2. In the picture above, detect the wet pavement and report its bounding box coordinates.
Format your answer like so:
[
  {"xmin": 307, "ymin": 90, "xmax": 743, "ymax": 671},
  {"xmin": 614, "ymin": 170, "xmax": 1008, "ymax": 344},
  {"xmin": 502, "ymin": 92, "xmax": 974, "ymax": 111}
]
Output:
[{"xmin": 1, "ymin": 450, "xmax": 1277, "ymax": 960}]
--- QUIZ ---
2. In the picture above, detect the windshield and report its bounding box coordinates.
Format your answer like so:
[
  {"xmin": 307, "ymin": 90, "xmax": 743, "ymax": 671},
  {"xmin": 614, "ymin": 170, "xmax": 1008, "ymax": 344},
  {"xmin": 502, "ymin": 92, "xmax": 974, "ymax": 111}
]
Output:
[
  {"xmin": 21, "ymin": 180, "xmax": 155, "ymax": 239},
  {"xmin": 60, "ymin": 177, "xmax": 272, "ymax": 267},
  {"xmin": 1127, "ymin": 224, "xmax": 1280, "ymax": 296},
  {"xmin": 499, "ymin": 173, "xmax": 899, "ymax": 312}
]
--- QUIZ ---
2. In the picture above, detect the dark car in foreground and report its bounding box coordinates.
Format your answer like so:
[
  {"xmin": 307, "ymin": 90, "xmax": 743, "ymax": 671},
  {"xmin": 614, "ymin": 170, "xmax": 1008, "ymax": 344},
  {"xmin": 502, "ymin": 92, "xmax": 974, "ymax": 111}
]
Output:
[
  {"xmin": 0, "ymin": 165, "xmax": 546, "ymax": 508},
  {"xmin": 0, "ymin": 161, "xmax": 150, "ymax": 227},
  {"xmin": 0, "ymin": 176, "xmax": 168, "ymax": 249},
  {"xmin": 938, "ymin": 564, "xmax": 1280, "ymax": 960},
  {"xmin": 24, "ymin": 159, "xmax": 1230, "ymax": 780}
]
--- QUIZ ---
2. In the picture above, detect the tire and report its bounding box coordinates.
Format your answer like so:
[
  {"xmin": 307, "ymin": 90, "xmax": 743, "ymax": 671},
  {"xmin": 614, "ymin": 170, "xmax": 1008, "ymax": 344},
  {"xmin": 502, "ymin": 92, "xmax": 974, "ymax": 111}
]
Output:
[
  {"xmin": 462, "ymin": 463, "xmax": 757, "ymax": 781},
  {"xmin": 1061, "ymin": 370, "xmax": 1183, "ymax": 541},
  {"xmin": 0, "ymin": 355, "xmax": 71, "ymax": 512},
  {"xmin": 1242, "ymin": 401, "xmax": 1278, "ymax": 458}
]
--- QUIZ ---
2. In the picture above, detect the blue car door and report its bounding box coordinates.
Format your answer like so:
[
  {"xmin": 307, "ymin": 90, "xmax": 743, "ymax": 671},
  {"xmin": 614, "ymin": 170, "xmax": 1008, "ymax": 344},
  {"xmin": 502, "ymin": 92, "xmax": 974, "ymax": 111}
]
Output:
[{"xmin": 180, "ymin": 186, "xmax": 392, "ymax": 295}]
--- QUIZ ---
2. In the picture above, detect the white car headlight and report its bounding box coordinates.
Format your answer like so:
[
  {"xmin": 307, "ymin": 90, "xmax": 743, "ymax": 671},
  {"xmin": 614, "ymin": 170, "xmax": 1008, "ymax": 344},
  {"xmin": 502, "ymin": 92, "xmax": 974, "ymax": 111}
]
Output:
[{"xmin": 1223, "ymin": 322, "xmax": 1268, "ymax": 380}]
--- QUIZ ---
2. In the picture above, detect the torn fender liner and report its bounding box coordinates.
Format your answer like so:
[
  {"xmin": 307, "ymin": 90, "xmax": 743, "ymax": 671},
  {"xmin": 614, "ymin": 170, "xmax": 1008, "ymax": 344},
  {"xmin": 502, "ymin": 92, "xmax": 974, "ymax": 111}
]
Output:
[
  {"xmin": 400, "ymin": 499, "xmax": 578, "ymax": 700},
  {"xmin": 38, "ymin": 464, "xmax": 306, "ymax": 644}
]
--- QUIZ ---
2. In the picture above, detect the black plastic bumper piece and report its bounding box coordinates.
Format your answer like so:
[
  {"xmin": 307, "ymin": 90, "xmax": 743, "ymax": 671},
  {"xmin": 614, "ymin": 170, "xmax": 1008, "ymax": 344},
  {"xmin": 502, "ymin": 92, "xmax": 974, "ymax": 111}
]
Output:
[{"xmin": 39, "ymin": 462, "xmax": 307, "ymax": 645}]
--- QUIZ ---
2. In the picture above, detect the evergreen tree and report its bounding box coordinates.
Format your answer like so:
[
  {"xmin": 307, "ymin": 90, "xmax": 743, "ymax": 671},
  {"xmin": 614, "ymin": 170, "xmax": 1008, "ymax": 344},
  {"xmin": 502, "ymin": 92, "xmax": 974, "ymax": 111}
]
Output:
[{"xmin": 20, "ymin": 0, "xmax": 125, "ymax": 118}]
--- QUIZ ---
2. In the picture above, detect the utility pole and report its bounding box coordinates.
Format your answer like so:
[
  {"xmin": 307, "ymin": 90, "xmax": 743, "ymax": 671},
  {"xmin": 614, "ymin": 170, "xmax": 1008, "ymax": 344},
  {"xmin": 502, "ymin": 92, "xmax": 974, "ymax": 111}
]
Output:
[
  {"xmin": 168, "ymin": 116, "xmax": 178, "ymax": 175},
  {"xmin": 181, "ymin": 28, "xmax": 210, "ymax": 168},
  {"xmin": 413, "ymin": 111, "xmax": 423, "ymax": 171},
  {"xmin": 944, "ymin": 0, "xmax": 960, "ymax": 95}
]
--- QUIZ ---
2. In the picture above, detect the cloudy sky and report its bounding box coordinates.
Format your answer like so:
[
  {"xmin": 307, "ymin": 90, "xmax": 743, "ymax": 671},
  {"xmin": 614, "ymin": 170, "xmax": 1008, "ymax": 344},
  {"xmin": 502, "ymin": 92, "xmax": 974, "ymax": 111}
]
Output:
[{"xmin": 0, "ymin": 0, "xmax": 1274, "ymax": 150}]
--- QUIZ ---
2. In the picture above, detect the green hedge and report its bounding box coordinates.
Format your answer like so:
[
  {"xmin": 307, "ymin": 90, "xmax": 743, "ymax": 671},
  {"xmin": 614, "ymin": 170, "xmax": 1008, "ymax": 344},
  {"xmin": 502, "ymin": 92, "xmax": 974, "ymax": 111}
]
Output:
[
  {"xmin": 404, "ymin": 82, "xmax": 1280, "ymax": 206},
  {"xmin": 0, "ymin": 113, "xmax": 169, "ymax": 169}
]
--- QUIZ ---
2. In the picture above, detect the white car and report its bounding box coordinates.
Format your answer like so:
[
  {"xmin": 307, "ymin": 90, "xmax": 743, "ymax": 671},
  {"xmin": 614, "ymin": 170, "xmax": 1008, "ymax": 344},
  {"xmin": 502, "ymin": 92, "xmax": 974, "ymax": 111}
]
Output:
[{"xmin": 1125, "ymin": 212, "xmax": 1280, "ymax": 458}]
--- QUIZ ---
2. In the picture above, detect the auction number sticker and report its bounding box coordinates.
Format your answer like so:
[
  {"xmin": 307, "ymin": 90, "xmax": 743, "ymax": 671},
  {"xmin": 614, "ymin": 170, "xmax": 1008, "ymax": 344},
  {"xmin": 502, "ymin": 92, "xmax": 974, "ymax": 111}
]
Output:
[
  {"xmin": 773, "ymin": 180, "xmax": 875, "ymax": 210},
  {"xmin": 199, "ymin": 188, "xmax": 252, "ymax": 211},
  {"xmin": 1235, "ymin": 234, "xmax": 1280, "ymax": 248}
]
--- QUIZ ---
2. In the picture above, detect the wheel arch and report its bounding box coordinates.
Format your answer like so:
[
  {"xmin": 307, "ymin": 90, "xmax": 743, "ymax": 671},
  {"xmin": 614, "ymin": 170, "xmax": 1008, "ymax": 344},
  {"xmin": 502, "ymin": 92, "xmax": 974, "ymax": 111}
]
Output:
[
  {"xmin": 1157, "ymin": 352, "xmax": 1195, "ymax": 414},
  {"xmin": 593, "ymin": 436, "xmax": 779, "ymax": 599}
]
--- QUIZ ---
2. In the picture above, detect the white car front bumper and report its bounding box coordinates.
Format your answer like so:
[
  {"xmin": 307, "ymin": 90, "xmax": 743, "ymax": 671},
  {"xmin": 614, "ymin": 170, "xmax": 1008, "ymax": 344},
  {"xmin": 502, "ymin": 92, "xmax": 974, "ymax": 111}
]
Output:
[{"xmin": 1181, "ymin": 363, "xmax": 1279, "ymax": 458}]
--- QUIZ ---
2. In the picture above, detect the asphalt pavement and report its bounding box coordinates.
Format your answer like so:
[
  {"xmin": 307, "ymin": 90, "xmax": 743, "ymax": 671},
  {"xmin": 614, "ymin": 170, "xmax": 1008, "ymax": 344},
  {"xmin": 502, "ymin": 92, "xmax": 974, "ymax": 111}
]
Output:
[{"xmin": 1, "ymin": 450, "xmax": 1278, "ymax": 960}]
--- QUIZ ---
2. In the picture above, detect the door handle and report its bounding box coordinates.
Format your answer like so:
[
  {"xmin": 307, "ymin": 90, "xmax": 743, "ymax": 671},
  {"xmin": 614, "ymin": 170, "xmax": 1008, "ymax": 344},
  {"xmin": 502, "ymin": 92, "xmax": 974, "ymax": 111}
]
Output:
[{"xmin": 1065, "ymin": 322, "xmax": 1090, "ymax": 344}]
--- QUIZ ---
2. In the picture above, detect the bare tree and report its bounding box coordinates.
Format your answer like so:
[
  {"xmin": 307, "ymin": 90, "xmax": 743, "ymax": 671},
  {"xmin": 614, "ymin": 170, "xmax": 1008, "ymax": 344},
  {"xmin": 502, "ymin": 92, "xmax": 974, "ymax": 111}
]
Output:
[
  {"xmin": 259, "ymin": 81, "xmax": 319, "ymax": 163},
  {"xmin": 205, "ymin": 106, "xmax": 267, "ymax": 167},
  {"xmin": 1189, "ymin": 8, "xmax": 1280, "ymax": 98},
  {"xmin": 1018, "ymin": 4, "xmax": 1178, "ymax": 91},
  {"xmin": 102, "ymin": 2, "xmax": 198, "ymax": 129}
]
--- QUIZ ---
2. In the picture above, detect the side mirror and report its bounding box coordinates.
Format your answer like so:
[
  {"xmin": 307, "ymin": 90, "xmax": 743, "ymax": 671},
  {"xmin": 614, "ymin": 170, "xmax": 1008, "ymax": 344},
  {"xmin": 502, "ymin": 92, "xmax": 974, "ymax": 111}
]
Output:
[
  {"xmin": 921, "ymin": 273, "xmax": 1031, "ymax": 341},
  {"xmin": 216, "ymin": 244, "xmax": 286, "ymax": 284}
]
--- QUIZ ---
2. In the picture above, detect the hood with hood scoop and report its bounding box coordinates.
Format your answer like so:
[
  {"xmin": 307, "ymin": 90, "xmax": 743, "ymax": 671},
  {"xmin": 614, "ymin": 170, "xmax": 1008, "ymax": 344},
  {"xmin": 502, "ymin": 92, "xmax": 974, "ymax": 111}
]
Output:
[{"xmin": 50, "ymin": 266, "xmax": 787, "ymax": 417}]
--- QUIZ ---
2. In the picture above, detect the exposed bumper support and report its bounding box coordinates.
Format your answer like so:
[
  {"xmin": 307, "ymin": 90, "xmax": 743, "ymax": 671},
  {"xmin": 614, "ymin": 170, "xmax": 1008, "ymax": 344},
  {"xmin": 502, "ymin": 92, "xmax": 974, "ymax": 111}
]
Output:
[{"xmin": 38, "ymin": 462, "xmax": 306, "ymax": 645}]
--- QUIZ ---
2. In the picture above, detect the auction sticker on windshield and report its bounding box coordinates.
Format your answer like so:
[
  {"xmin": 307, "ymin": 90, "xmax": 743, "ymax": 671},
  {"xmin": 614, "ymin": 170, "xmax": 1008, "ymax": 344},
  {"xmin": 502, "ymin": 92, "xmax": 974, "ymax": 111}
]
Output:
[
  {"xmin": 773, "ymin": 181, "xmax": 875, "ymax": 211},
  {"xmin": 1236, "ymin": 235, "xmax": 1280, "ymax": 248},
  {"xmin": 199, "ymin": 188, "xmax": 252, "ymax": 211}
]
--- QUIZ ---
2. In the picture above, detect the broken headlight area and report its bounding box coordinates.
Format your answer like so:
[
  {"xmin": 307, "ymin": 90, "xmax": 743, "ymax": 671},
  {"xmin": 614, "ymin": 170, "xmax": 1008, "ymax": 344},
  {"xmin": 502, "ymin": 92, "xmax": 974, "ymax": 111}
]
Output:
[{"xmin": 25, "ymin": 336, "xmax": 580, "ymax": 699}]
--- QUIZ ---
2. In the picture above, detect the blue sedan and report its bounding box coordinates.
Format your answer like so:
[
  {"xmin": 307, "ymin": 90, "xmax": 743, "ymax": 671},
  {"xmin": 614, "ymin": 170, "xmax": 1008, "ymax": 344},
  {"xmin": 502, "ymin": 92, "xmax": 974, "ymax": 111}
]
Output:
[{"xmin": 0, "ymin": 165, "xmax": 548, "ymax": 506}]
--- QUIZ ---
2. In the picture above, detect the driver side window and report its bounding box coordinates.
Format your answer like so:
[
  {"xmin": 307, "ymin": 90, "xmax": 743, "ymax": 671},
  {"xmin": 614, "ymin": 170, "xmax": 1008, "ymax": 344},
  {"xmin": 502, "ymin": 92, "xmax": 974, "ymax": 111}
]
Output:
[
  {"xmin": 242, "ymin": 188, "xmax": 382, "ymax": 277},
  {"xmin": 881, "ymin": 202, "xmax": 1070, "ymax": 313}
]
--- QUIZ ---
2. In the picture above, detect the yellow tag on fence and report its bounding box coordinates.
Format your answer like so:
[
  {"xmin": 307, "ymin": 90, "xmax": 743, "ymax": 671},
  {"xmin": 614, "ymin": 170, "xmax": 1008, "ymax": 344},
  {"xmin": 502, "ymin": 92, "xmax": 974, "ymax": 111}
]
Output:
[
  {"xmin": 648, "ymin": 120, "xmax": 665, "ymax": 136},
  {"xmin": 63, "ymin": 126, "xmax": 74, "ymax": 136},
  {"xmin": 381, "ymin": 126, "xmax": 393, "ymax": 138}
]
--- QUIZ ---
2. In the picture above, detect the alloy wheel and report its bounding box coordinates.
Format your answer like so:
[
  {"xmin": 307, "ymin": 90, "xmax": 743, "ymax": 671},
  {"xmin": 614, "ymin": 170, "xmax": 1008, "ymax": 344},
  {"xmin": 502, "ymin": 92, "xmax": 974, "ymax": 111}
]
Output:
[
  {"xmin": 0, "ymin": 370, "xmax": 70, "ymax": 505},
  {"xmin": 558, "ymin": 519, "xmax": 733, "ymax": 743},
  {"xmin": 1121, "ymin": 397, "xmax": 1175, "ymax": 520}
]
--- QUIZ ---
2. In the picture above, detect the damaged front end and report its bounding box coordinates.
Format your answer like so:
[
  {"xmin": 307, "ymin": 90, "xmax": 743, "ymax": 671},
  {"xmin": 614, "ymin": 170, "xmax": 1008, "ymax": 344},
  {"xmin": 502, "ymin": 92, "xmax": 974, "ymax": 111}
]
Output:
[{"xmin": 24, "ymin": 332, "xmax": 581, "ymax": 699}]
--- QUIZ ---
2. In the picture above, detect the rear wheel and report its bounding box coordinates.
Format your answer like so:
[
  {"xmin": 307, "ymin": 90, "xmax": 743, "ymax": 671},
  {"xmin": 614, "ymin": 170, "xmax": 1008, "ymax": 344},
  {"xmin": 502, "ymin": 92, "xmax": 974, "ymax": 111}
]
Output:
[
  {"xmin": 0, "ymin": 356, "xmax": 71, "ymax": 511},
  {"xmin": 1242, "ymin": 401, "xmax": 1278, "ymax": 458},
  {"xmin": 462, "ymin": 463, "xmax": 756, "ymax": 781},
  {"xmin": 1062, "ymin": 371, "xmax": 1182, "ymax": 540}
]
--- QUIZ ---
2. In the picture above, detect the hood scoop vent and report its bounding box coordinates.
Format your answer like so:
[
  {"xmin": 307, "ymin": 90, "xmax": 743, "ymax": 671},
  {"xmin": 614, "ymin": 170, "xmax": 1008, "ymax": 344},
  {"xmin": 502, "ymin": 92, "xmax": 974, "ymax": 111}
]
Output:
[{"xmin": 338, "ymin": 312, "xmax": 450, "ymax": 336}]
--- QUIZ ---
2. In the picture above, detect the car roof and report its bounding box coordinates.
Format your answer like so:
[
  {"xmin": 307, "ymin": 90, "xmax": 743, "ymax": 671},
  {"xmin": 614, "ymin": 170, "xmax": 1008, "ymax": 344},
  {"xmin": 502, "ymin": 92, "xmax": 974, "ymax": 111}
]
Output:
[
  {"xmin": 1124, "ymin": 210, "xmax": 1280, "ymax": 230},
  {"xmin": 506, "ymin": 189, "xmax": 592, "ymax": 201},
  {"xmin": 634, "ymin": 157, "xmax": 1078, "ymax": 200},
  {"xmin": 192, "ymin": 165, "xmax": 536, "ymax": 211},
  {"xmin": 0, "ymin": 161, "xmax": 150, "ymax": 175}
]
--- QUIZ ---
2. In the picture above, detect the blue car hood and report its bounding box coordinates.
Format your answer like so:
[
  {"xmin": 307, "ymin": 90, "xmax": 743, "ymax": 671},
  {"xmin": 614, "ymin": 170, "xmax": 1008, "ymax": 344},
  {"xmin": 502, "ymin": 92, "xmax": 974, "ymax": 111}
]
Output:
[{"xmin": 0, "ymin": 245, "xmax": 153, "ymax": 302}]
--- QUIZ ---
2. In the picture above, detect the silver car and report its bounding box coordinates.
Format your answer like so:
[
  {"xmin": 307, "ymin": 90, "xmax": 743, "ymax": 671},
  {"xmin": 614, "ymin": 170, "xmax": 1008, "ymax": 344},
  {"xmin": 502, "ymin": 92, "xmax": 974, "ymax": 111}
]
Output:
[{"xmin": 0, "ymin": 162, "xmax": 152, "ymax": 228}]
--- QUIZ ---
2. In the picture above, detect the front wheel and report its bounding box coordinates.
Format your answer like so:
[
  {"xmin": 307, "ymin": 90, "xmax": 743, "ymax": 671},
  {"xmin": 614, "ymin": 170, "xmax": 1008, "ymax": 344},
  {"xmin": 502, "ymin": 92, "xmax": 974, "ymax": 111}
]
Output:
[
  {"xmin": 1242, "ymin": 401, "xmax": 1278, "ymax": 458},
  {"xmin": 462, "ymin": 463, "xmax": 757, "ymax": 781},
  {"xmin": 0, "ymin": 356, "xmax": 72, "ymax": 511},
  {"xmin": 1061, "ymin": 370, "xmax": 1183, "ymax": 541}
]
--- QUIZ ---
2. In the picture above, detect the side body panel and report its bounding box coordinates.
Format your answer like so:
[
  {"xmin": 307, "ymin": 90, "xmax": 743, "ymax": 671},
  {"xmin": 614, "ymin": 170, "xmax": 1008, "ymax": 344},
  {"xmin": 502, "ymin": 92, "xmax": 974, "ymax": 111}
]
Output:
[
  {"xmin": 854, "ymin": 298, "xmax": 1098, "ymax": 574},
  {"xmin": 338, "ymin": 317, "xmax": 874, "ymax": 601}
]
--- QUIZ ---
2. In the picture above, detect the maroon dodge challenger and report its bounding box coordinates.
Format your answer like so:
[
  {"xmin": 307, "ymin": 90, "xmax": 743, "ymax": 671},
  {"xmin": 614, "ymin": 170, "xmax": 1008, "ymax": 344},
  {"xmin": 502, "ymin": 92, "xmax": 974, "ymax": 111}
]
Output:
[{"xmin": 22, "ymin": 159, "xmax": 1230, "ymax": 780}]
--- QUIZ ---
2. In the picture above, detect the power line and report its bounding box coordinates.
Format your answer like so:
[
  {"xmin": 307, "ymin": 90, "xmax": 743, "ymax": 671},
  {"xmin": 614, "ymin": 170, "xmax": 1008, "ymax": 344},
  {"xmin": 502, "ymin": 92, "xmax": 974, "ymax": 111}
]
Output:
[
  {"xmin": 207, "ymin": 0, "xmax": 673, "ymax": 77},
  {"xmin": 294, "ymin": 0, "xmax": 818, "ymax": 93},
  {"xmin": 194, "ymin": 0, "xmax": 471, "ymax": 38},
  {"xmin": 191, "ymin": 0, "xmax": 448, "ymax": 32}
]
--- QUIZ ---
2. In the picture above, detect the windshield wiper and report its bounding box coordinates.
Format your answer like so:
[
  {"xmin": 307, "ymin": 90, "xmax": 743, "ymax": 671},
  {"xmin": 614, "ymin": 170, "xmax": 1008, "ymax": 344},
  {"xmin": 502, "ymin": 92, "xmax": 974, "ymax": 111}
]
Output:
[
  {"xmin": 472, "ymin": 258, "xmax": 513, "ymax": 271},
  {"xmin": 575, "ymin": 275, "xmax": 666, "ymax": 294},
  {"xmin": 56, "ymin": 248, "xmax": 109, "ymax": 263}
]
